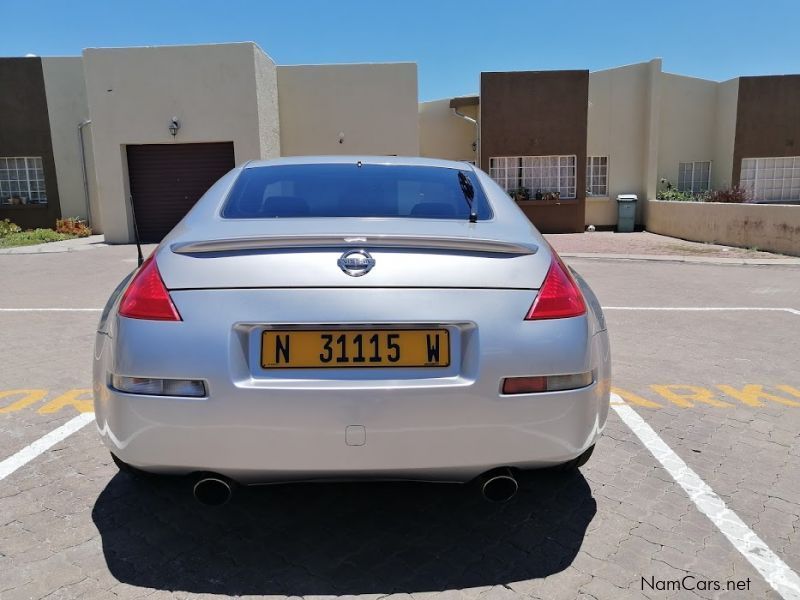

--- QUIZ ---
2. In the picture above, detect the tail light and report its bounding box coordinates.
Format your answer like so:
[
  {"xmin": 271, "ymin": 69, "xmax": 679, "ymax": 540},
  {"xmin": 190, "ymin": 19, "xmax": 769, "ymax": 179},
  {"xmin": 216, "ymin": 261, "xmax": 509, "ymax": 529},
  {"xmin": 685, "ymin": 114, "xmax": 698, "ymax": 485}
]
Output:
[
  {"xmin": 111, "ymin": 375, "xmax": 204, "ymax": 397},
  {"xmin": 118, "ymin": 254, "xmax": 182, "ymax": 321},
  {"xmin": 525, "ymin": 254, "xmax": 586, "ymax": 320},
  {"xmin": 502, "ymin": 372, "xmax": 593, "ymax": 394}
]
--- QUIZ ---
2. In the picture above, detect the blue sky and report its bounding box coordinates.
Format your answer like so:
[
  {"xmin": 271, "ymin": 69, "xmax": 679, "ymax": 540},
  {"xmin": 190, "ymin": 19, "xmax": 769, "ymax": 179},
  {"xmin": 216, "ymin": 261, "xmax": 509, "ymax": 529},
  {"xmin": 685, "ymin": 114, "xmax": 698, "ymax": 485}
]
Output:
[{"xmin": 3, "ymin": 0, "xmax": 800, "ymax": 101}]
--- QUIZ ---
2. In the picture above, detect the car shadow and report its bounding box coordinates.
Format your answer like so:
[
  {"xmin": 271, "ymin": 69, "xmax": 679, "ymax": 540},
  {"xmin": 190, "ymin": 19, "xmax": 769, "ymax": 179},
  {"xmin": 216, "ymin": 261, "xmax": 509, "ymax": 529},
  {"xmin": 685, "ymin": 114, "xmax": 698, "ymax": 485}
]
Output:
[{"xmin": 92, "ymin": 469, "xmax": 596, "ymax": 595}]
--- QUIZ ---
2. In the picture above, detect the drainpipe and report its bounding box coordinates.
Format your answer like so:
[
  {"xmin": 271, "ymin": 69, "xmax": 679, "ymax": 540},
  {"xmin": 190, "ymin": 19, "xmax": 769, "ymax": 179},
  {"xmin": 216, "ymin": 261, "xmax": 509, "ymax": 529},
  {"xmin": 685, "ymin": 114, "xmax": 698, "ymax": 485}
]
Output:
[
  {"xmin": 451, "ymin": 107, "xmax": 479, "ymax": 166},
  {"xmin": 78, "ymin": 119, "xmax": 93, "ymax": 226}
]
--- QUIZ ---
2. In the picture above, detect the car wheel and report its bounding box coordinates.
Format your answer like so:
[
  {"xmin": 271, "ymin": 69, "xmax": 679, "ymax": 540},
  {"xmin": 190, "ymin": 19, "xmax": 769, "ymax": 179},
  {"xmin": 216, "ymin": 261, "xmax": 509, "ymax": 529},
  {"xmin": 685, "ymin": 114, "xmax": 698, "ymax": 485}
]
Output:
[{"xmin": 555, "ymin": 444, "xmax": 595, "ymax": 472}]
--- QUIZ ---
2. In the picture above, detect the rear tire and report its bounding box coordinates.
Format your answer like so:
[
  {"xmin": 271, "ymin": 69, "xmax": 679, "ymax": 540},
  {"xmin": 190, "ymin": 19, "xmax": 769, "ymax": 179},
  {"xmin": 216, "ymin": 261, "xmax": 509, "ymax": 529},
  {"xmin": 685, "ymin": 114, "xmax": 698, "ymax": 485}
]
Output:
[{"xmin": 554, "ymin": 444, "xmax": 595, "ymax": 472}]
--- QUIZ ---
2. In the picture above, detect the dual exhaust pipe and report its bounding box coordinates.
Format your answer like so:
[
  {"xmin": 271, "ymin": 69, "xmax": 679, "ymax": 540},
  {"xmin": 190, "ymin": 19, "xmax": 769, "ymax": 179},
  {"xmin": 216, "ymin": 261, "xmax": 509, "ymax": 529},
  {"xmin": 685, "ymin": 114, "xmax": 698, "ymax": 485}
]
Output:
[
  {"xmin": 193, "ymin": 476, "xmax": 234, "ymax": 506},
  {"xmin": 191, "ymin": 468, "xmax": 519, "ymax": 506},
  {"xmin": 477, "ymin": 467, "xmax": 519, "ymax": 503}
]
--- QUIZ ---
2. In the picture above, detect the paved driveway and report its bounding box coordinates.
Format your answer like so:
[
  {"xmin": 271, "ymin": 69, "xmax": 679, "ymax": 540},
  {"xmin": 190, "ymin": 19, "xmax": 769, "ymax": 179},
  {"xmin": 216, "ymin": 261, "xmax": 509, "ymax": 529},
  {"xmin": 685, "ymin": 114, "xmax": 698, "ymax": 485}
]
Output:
[{"xmin": 1, "ymin": 244, "xmax": 799, "ymax": 599}]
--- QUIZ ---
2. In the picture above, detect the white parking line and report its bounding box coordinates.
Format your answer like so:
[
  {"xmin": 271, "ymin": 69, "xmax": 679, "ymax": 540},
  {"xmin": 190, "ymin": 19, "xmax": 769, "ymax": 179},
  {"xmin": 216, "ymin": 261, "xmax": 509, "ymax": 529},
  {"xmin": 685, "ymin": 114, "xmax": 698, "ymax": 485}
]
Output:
[
  {"xmin": 611, "ymin": 393, "xmax": 800, "ymax": 600},
  {"xmin": 604, "ymin": 306, "xmax": 800, "ymax": 316},
  {"xmin": 0, "ymin": 390, "xmax": 798, "ymax": 598},
  {"xmin": 0, "ymin": 412, "xmax": 95, "ymax": 481}
]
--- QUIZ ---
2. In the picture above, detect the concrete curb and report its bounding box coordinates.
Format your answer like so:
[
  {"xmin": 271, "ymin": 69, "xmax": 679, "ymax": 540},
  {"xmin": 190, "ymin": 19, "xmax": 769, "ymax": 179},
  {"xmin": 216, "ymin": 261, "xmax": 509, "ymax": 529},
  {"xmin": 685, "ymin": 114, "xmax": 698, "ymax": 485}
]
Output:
[
  {"xmin": 560, "ymin": 252, "xmax": 800, "ymax": 265},
  {"xmin": 0, "ymin": 235, "xmax": 107, "ymax": 255}
]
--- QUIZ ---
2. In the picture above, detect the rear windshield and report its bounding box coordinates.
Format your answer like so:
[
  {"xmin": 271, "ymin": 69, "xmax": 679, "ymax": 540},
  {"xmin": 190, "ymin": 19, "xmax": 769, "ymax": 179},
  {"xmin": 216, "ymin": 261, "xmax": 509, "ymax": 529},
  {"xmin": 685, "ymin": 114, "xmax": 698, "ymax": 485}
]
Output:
[{"xmin": 221, "ymin": 163, "xmax": 493, "ymax": 220}]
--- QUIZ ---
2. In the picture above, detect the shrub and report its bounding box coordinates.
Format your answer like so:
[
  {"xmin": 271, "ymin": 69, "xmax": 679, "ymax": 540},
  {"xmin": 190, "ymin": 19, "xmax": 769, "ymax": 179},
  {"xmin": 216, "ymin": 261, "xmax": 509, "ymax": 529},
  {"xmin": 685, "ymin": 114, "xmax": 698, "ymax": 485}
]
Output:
[
  {"xmin": 656, "ymin": 179, "xmax": 697, "ymax": 201},
  {"xmin": 0, "ymin": 218, "xmax": 22, "ymax": 237},
  {"xmin": 55, "ymin": 217, "xmax": 92, "ymax": 237},
  {"xmin": 657, "ymin": 179, "xmax": 751, "ymax": 203},
  {"xmin": 701, "ymin": 186, "xmax": 750, "ymax": 204},
  {"xmin": 0, "ymin": 228, "xmax": 76, "ymax": 248},
  {"xmin": 656, "ymin": 188, "xmax": 697, "ymax": 201}
]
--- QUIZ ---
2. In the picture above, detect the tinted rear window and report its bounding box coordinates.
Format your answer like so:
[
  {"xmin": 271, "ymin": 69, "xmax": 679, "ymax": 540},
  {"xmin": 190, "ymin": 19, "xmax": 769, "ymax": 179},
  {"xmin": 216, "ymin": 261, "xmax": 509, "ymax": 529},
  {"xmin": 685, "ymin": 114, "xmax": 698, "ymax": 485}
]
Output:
[{"xmin": 221, "ymin": 164, "xmax": 492, "ymax": 220}]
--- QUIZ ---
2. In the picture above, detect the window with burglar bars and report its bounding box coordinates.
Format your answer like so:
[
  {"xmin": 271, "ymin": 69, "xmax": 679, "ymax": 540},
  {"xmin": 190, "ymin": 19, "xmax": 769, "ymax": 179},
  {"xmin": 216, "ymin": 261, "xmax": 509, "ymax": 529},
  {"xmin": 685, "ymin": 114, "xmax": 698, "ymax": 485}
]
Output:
[
  {"xmin": 677, "ymin": 161, "xmax": 711, "ymax": 193},
  {"xmin": 489, "ymin": 155, "xmax": 577, "ymax": 199},
  {"xmin": 586, "ymin": 156, "xmax": 609, "ymax": 196},
  {"xmin": 740, "ymin": 157, "xmax": 800, "ymax": 203},
  {"xmin": 0, "ymin": 157, "xmax": 47, "ymax": 205}
]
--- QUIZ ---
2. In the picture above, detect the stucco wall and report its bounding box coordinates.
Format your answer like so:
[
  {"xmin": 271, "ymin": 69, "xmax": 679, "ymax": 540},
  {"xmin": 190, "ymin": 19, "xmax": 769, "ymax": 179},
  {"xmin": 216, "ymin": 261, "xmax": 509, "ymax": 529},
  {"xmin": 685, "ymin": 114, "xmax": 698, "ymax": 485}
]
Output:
[
  {"xmin": 733, "ymin": 75, "xmax": 800, "ymax": 188},
  {"xmin": 83, "ymin": 43, "xmax": 275, "ymax": 243},
  {"xmin": 713, "ymin": 78, "xmax": 739, "ymax": 189},
  {"xmin": 646, "ymin": 199, "xmax": 800, "ymax": 256},
  {"xmin": 41, "ymin": 57, "xmax": 96, "ymax": 225},
  {"xmin": 419, "ymin": 98, "xmax": 477, "ymax": 162},
  {"xmin": 253, "ymin": 45, "xmax": 280, "ymax": 160},
  {"xmin": 277, "ymin": 63, "xmax": 419, "ymax": 157},
  {"xmin": 657, "ymin": 73, "xmax": 718, "ymax": 189},
  {"xmin": 0, "ymin": 57, "xmax": 61, "ymax": 230},
  {"xmin": 586, "ymin": 62, "xmax": 650, "ymax": 226},
  {"xmin": 480, "ymin": 70, "xmax": 589, "ymax": 233},
  {"xmin": 642, "ymin": 59, "xmax": 663, "ymax": 206}
]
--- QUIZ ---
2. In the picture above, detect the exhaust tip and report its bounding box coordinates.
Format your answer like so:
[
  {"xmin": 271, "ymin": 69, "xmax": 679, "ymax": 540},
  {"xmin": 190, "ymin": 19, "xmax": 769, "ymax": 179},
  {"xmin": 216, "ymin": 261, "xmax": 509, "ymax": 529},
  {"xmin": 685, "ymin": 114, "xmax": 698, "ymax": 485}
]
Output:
[
  {"xmin": 192, "ymin": 476, "xmax": 233, "ymax": 506},
  {"xmin": 480, "ymin": 468, "xmax": 519, "ymax": 503}
]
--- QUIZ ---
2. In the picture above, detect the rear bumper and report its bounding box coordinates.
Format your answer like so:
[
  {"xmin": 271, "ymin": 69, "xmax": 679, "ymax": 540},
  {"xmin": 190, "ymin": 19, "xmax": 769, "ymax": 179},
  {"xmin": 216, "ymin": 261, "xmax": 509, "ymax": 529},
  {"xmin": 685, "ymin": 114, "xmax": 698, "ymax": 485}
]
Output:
[
  {"xmin": 95, "ymin": 382, "xmax": 607, "ymax": 483},
  {"xmin": 93, "ymin": 288, "xmax": 610, "ymax": 483}
]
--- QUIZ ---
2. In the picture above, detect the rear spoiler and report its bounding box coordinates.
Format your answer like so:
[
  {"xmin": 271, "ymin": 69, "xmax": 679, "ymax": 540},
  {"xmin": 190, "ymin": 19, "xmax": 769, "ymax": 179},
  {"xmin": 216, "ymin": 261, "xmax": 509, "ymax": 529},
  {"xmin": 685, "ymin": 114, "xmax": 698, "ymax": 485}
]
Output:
[{"xmin": 170, "ymin": 234, "xmax": 538, "ymax": 256}]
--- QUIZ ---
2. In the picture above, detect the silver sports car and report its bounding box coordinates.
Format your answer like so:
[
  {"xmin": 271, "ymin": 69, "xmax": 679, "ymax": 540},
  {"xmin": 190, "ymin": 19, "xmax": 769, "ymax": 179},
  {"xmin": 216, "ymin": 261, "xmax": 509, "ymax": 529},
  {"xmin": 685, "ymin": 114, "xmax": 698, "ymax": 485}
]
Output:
[{"xmin": 93, "ymin": 156, "xmax": 610, "ymax": 504}]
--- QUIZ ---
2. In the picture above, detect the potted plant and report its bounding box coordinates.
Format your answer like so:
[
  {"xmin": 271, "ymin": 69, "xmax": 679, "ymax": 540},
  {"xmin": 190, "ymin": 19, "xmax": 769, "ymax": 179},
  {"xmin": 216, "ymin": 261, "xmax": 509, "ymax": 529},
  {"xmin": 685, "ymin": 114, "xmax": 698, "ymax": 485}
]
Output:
[
  {"xmin": 512, "ymin": 187, "xmax": 530, "ymax": 202},
  {"xmin": 542, "ymin": 191, "xmax": 561, "ymax": 202}
]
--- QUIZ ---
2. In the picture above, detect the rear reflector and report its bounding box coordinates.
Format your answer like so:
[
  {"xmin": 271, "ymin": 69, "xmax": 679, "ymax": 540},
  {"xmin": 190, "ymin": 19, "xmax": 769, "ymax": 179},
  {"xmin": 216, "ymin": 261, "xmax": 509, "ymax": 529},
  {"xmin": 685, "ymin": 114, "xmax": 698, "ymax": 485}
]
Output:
[
  {"xmin": 111, "ymin": 375, "xmax": 205, "ymax": 397},
  {"xmin": 118, "ymin": 254, "xmax": 182, "ymax": 321},
  {"xmin": 525, "ymin": 255, "xmax": 586, "ymax": 320},
  {"xmin": 502, "ymin": 376, "xmax": 546, "ymax": 394},
  {"xmin": 502, "ymin": 372, "xmax": 593, "ymax": 394}
]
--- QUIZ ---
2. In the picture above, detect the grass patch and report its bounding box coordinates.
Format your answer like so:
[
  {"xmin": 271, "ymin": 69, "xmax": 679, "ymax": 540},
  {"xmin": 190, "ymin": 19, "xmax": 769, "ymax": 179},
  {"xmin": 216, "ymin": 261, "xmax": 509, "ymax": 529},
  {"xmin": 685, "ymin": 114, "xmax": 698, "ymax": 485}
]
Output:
[{"xmin": 0, "ymin": 228, "xmax": 78, "ymax": 248}]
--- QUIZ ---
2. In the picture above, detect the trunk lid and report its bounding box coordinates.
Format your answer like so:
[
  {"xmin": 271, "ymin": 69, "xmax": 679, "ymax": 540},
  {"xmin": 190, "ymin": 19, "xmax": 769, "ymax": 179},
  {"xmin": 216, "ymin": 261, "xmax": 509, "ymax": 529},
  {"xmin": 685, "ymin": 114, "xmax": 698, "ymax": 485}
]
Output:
[{"xmin": 157, "ymin": 219, "xmax": 552, "ymax": 290}]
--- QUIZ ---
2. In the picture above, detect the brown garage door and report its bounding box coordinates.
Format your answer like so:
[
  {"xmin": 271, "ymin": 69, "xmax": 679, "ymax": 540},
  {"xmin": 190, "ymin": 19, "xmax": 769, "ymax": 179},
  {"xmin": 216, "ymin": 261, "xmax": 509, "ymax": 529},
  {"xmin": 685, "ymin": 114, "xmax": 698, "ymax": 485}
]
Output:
[{"xmin": 126, "ymin": 142, "xmax": 235, "ymax": 242}]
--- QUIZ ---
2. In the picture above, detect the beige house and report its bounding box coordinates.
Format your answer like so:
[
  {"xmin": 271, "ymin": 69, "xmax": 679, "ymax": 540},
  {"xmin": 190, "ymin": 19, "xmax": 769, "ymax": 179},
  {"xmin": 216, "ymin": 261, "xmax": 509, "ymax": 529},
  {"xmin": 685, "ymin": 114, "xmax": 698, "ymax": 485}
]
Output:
[
  {"xmin": 83, "ymin": 43, "xmax": 280, "ymax": 243},
  {"xmin": 420, "ymin": 59, "xmax": 768, "ymax": 231},
  {"xmin": 419, "ymin": 96, "xmax": 477, "ymax": 163},
  {"xmin": 277, "ymin": 63, "xmax": 419, "ymax": 157},
  {"xmin": 2, "ymin": 44, "xmax": 797, "ymax": 239},
  {"xmin": 82, "ymin": 44, "xmax": 419, "ymax": 242},
  {"xmin": 420, "ymin": 58, "xmax": 797, "ymax": 231}
]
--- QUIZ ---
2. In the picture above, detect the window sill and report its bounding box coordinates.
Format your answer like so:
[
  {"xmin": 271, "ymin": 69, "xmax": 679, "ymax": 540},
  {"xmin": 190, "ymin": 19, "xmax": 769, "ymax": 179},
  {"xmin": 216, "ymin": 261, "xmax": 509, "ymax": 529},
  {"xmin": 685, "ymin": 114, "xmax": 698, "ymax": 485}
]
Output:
[
  {"xmin": 0, "ymin": 204, "xmax": 49, "ymax": 210},
  {"xmin": 587, "ymin": 196, "xmax": 611, "ymax": 201},
  {"xmin": 516, "ymin": 198, "xmax": 579, "ymax": 207}
]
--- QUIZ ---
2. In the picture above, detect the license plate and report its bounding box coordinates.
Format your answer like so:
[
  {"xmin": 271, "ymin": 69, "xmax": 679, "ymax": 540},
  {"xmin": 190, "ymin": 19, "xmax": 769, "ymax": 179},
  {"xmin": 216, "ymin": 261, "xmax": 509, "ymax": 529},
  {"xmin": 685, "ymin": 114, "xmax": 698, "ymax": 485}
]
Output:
[{"xmin": 261, "ymin": 328, "xmax": 450, "ymax": 369}]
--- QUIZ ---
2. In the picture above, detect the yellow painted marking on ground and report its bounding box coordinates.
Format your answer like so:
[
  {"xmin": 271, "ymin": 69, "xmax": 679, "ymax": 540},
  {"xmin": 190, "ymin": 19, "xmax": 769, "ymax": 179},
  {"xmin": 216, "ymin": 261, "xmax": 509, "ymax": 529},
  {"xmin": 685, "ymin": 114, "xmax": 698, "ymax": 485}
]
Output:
[
  {"xmin": 716, "ymin": 384, "xmax": 800, "ymax": 408},
  {"xmin": 611, "ymin": 386, "xmax": 662, "ymax": 408},
  {"xmin": 776, "ymin": 385, "xmax": 800, "ymax": 400},
  {"xmin": 37, "ymin": 389, "xmax": 93, "ymax": 414},
  {"xmin": 0, "ymin": 389, "xmax": 47, "ymax": 414},
  {"xmin": 651, "ymin": 384, "xmax": 733, "ymax": 408}
]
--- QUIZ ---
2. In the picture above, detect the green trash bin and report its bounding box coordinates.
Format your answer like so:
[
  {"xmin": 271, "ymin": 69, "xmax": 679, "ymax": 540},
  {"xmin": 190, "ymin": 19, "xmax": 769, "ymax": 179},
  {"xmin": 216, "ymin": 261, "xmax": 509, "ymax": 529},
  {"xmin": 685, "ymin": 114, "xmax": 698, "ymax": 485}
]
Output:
[{"xmin": 616, "ymin": 194, "xmax": 638, "ymax": 233}]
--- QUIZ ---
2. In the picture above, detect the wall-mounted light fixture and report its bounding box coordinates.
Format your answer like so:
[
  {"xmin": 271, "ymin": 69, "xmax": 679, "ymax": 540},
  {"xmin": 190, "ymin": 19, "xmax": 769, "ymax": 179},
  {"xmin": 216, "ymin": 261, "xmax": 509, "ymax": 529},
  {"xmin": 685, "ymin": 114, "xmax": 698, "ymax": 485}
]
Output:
[
  {"xmin": 338, "ymin": 131, "xmax": 345, "ymax": 144},
  {"xmin": 168, "ymin": 117, "xmax": 180, "ymax": 138}
]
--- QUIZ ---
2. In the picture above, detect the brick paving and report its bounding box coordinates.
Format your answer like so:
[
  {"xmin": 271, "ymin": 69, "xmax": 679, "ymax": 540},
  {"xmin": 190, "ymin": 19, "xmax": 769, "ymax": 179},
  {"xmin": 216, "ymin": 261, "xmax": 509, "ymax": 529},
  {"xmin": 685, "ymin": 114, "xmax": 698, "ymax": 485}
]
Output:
[
  {"xmin": 0, "ymin": 423, "xmax": 779, "ymax": 599},
  {"xmin": 0, "ymin": 246, "xmax": 798, "ymax": 599},
  {"xmin": 545, "ymin": 231, "xmax": 791, "ymax": 259}
]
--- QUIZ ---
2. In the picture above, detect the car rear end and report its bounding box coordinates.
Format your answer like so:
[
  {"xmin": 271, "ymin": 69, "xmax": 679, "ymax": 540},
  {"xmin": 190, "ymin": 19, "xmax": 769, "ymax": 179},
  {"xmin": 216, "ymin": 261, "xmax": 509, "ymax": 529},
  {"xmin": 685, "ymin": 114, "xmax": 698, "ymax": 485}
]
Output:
[{"xmin": 93, "ymin": 158, "xmax": 610, "ymax": 484}]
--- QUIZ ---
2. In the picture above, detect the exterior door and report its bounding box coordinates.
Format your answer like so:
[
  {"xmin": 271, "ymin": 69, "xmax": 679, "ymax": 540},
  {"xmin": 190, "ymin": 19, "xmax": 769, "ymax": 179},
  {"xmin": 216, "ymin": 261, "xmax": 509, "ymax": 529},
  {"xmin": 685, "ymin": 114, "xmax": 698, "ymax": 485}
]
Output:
[{"xmin": 126, "ymin": 142, "xmax": 235, "ymax": 242}]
